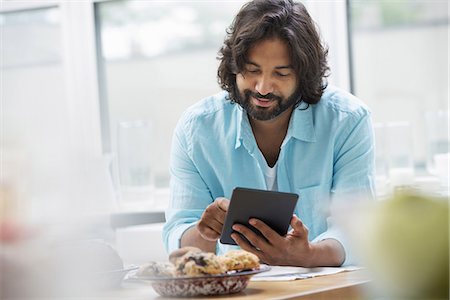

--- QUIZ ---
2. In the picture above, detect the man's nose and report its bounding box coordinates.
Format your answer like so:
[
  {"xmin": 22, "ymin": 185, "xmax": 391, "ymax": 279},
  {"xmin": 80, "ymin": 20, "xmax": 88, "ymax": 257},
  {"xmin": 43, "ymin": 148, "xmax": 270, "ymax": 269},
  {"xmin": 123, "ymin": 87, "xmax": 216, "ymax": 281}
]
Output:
[{"xmin": 255, "ymin": 75, "xmax": 274, "ymax": 95}]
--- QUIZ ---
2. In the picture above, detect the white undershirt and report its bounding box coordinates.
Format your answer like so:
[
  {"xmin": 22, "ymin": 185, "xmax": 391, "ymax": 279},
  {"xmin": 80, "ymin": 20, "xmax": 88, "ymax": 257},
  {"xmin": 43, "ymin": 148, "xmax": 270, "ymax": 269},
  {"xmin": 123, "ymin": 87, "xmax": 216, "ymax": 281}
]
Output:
[{"xmin": 263, "ymin": 161, "xmax": 278, "ymax": 191}]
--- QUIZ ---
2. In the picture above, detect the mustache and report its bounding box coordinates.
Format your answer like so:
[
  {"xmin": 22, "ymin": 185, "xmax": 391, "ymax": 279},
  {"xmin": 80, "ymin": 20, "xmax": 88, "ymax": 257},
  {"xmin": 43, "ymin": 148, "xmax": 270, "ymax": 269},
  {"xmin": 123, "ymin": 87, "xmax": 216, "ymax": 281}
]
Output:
[{"xmin": 244, "ymin": 90, "xmax": 282, "ymax": 102}]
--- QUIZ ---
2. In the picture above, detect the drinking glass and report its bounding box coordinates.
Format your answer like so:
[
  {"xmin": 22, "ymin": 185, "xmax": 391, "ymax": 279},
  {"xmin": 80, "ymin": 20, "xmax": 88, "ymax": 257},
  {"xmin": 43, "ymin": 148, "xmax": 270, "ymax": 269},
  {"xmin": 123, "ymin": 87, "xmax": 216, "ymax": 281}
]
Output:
[
  {"xmin": 373, "ymin": 123, "xmax": 389, "ymax": 196},
  {"xmin": 117, "ymin": 120, "xmax": 154, "ymax": 201},
  {"xmin": 425, "ymin": 110, "xmax": 450, "ymax": 176},
  {"xmin": 385, "ymin": 122, "xmax": 414, "ymax": 187}
]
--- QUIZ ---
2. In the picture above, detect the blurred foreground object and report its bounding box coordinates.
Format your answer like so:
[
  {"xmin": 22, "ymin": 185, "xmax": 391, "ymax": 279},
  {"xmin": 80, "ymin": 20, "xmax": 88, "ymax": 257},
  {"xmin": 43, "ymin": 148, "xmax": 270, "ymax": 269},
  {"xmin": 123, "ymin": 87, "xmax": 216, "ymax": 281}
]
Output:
[
  {"xmin": 1, "ymin": 237, "xmax": 125, "ymax": 298},
  {"xmin": 356, "ymin": 191, "xmax": 448, "ymax": 299},
  {"xmin": 0, "ymin": 150, "xmax": 125, "ymax": 297}
]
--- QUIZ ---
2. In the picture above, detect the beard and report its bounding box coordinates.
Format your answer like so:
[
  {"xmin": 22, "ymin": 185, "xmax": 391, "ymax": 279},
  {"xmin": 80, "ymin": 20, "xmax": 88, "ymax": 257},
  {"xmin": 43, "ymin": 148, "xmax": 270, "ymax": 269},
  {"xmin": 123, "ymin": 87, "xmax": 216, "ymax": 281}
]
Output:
[{"xmin": 234, "ymin": 88, "xmax": 302, "ymax": 121}]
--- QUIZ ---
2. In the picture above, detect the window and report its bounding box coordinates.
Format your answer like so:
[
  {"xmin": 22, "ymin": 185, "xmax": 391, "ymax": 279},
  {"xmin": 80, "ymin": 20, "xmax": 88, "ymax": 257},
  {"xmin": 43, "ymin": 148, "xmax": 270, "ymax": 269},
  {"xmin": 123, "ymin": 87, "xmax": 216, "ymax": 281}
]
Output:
[
  {"xmin": 96, "ymin": 1, "xmax": 246, "ymax": 191},
  {"xmin": 1, "ymin": 7, "xmax": 72, "ymax": 218},
  {"xmin": 1, "ymin": 8, "xmax": 65, "ymax": 145},
  {"xmin": 1, "ymin": 1, "xmax": 111, "ymax": 219},
  {"xmin": 348, "ymin": 0, "xmax": 449, "ymax": 169},
  {"xmin": 1, "ymin": 7, "xmax": 67, "ymax": 162}
]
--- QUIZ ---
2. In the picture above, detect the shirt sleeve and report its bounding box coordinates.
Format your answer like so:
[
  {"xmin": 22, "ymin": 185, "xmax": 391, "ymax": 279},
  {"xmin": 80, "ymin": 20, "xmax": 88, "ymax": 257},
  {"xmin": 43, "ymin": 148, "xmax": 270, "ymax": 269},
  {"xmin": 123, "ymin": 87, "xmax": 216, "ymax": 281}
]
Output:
[
  {"xmin": 314, "ymin": 109, "xmax": 376, "ymax": 266},
  {"xmin": 162, "ymin": 113, "xmax": 214, "ymax": 254}
]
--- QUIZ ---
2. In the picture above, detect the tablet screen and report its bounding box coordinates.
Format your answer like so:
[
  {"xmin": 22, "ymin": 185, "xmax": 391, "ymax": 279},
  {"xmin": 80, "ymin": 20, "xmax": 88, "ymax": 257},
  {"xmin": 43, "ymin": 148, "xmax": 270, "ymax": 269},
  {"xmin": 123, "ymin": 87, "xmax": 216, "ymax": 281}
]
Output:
[{"xmin": 220, "ymin": 187, "xmax": 299, "ymax": 245}]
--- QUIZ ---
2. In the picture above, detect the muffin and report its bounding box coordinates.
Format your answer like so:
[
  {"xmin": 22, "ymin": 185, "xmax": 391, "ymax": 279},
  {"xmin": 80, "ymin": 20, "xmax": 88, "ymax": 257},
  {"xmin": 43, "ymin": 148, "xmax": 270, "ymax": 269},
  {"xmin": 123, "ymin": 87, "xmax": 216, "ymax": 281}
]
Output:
[
  {"xmin": 175, "ymin": 252, "xmax": 226, "ymax": 276},
  {"xmin": 219, "ymin": 250, "xmax": 260, "ymax": 272},
  {"xmin": 136, "ymin": 261, "xmax": 175, "ymax": 278},
  {"xmin": 169, "ymin": 247, "xmax": 202, "ymax": 265}
]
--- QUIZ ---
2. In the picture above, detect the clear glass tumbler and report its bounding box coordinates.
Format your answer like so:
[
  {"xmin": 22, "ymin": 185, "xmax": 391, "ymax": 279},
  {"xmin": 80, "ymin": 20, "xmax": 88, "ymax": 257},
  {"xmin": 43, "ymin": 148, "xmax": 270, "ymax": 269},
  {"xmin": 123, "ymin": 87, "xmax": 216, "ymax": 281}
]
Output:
[
  {"xmin": 425, "ymin": 110, "xmax": 450, "ymax": 175},
  {"xmin": 385, "ymin": 122, "xmax": 414, "ymax": 187},
  {"xmin": 373, "ymin": 123, "xmax": 389, "ymax": 196},
  {"xmin": 117, "ymin": 120, "xmax": 154, "ymax": 201}
]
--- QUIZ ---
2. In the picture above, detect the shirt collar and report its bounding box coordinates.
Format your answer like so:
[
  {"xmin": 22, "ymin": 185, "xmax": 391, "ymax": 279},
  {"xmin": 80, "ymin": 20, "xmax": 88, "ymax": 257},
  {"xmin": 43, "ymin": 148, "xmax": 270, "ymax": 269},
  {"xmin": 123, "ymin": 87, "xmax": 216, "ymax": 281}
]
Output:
[
  {"xmin": 286, "ymin": 102, "xmax": 316, "ymax": 143},
  {"xmin": 235, "ymin": 105, "xmax": 257, "ymax": 151}
]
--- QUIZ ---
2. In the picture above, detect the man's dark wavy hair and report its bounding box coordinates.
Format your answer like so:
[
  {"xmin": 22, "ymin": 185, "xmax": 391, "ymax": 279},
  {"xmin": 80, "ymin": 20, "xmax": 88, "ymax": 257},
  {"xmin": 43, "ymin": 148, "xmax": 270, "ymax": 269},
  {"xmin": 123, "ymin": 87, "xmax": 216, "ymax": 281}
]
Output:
[{"xmin": 217, "ymin": 0, "xmax": 329, "ymax": 105}]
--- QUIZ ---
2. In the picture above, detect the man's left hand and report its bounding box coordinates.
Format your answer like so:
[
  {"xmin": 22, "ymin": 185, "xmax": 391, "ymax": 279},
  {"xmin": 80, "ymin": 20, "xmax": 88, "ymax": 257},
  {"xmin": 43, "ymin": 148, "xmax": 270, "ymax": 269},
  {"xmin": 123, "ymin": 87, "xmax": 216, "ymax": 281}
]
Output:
[{"xmin": 230, "ymin": 214, "xmax": 316, "ymax": 267}]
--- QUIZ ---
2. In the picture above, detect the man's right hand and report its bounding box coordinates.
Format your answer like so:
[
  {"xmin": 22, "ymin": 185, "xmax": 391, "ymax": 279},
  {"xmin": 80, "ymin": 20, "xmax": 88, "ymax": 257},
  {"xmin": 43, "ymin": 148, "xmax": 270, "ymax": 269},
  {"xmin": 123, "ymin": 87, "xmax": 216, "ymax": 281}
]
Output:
[{"xmin": 196, "ymin": 197, "xmax": 230, "ymax": 241}]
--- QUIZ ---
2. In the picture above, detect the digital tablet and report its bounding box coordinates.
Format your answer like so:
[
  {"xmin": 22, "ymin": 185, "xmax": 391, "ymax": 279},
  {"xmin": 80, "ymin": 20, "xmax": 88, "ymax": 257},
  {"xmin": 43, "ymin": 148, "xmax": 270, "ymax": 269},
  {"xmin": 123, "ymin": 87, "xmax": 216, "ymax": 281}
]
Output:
[{"xmin": 220, "ymin": 187, "xmax": 299, "ymax": 245}]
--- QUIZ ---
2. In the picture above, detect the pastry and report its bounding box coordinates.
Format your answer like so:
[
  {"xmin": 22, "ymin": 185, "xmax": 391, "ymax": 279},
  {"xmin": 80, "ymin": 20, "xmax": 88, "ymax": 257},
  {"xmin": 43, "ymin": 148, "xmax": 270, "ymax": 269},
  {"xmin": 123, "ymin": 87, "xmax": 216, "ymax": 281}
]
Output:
[
  {"xmin": 219, "ymin": 250, "xmax": 260, "ymax": 271},
  {"xmin": 136, "ymin": 261, "xmax": 175, "ymax": 277},
  {"xmin": 175, "ymin": 252, "xmax": 226, "ymax": 276},
  {"xmin": 169, "ymin": 246, "xmax": 202, "ymax": 265}
]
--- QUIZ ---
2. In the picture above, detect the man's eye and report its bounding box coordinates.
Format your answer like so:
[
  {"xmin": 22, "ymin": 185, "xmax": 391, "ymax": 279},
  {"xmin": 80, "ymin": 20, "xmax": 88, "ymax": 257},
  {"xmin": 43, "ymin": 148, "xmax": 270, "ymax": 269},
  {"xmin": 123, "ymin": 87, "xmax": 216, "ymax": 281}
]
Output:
[{"xmin": 276, "ymin": 72, "xmax": 290, "ymax": 77}]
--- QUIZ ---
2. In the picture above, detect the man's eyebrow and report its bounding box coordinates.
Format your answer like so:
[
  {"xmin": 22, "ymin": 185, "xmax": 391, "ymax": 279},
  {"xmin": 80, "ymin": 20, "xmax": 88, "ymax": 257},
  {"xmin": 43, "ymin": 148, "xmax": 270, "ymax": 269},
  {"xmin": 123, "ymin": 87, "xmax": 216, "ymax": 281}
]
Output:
[
  {"xmin": 275, "ymin": 65, "xmax": 293, "ymax": 70},
  {"xmin": 245, "ymin": 61, "xmax": 260, "ymax": 67},
  {"xmin": 245, "ymin": 61, "xmax": 293, "ymax": 69}
]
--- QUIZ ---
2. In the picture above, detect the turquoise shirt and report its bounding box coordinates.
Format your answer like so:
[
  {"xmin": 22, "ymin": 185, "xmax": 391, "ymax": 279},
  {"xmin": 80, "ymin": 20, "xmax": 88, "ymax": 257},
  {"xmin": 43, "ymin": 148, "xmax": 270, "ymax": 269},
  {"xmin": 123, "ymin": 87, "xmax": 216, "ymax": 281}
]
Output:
[{"xmin": 163, "ymin": 85, "xmax": 375, "ymax": 266}]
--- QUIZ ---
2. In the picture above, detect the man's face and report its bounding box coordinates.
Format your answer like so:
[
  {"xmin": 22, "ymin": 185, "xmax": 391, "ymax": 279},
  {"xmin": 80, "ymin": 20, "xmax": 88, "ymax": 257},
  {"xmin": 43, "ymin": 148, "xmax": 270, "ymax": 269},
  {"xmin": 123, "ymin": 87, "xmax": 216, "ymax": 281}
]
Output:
[{"xmin": 235, "ymin": 37, "xmax": 299, "ymax": 121}]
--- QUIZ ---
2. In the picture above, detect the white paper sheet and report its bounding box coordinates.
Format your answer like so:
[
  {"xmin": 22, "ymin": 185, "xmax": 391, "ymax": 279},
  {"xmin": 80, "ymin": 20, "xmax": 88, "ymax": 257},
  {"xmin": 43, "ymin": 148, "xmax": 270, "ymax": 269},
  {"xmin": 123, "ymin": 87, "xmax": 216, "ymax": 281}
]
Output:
[{"xmin": 251, "ymin": 265, "xmax": 362, "ymax": 281}]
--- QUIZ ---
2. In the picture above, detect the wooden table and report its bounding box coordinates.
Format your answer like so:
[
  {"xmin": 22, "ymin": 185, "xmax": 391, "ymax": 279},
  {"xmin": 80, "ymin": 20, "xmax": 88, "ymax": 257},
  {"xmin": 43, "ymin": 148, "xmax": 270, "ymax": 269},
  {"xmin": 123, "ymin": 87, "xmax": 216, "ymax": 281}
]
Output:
[
  {"xmin": 109, "ymin": 269, "xmax": 371, "ymax": 300},
  {"xmin": 239, "ymin": 270, "xmax": 371, "ymax": 300}
]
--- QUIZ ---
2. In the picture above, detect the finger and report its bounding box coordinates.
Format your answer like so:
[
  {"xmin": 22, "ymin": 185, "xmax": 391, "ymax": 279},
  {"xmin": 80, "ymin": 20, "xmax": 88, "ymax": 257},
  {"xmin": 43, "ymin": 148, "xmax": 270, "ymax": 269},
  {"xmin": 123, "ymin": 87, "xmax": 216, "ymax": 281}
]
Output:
[
  {"xmin": 209, "ymin": 217, "xmax": 225, "ymax": 233},
  {"xmin": 196, "ymin": 222, "xmax": 220, "ymax": 241},
  {"xmin": 211, "ymin": 198, "xmax": 229, "ymax": 224},
  {"xmin": 232, "ymin": 224, "xmax": 270, "ymax": 251},
  {"xmin": 249, "ymin": 218, "xmax": 284, "ymax": 244},
  {"xmin": 290, "ymin": 215, "xmax": 308, "ymax": 237},
  {"xmin": 215, "ymin": 197, "xmax": 230, "ymax": 212},
  {"xmin": 231, "ymin": 232, "xmax": 262, "ymax": 258},
  {"xmin": 198, "ymin": 217, "xmax": 223, "ymax": 237},
  {"xmin": 214, "ymin": 206, "xmax": 227, "ymax": 225},
  {"xmin": 205, "ymin": 201, "xmax": 227, "ymax": 225},
  {"xmin": 200, "ymin": 227, "xmax": 220, "ymax": 241}
]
